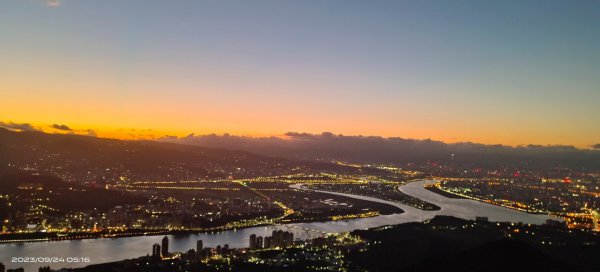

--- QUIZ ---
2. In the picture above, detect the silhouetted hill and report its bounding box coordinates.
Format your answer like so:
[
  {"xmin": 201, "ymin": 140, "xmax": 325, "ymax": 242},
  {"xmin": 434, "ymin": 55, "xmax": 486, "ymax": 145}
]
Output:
[
  {"xmin": 162, "ymin": 132, "xmax": 600, "ymax": 170},
  {"xmin": 349, "ymin": 216, "xmax": 599, "ymax": 272},
  {"xmin": 0, "ymin": 128, "xmax": 351, "ymax": 183},
  {"xmin": 443, "ymin": 239, "xmax": 573, "ymax": 272}
]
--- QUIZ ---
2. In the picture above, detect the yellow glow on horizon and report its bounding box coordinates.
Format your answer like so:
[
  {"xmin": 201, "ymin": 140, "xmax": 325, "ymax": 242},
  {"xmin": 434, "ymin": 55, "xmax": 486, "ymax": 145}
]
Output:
[
  {"xmin": 1, "ymin": 76, "xmax": 597, "ymax": 148},
  {"xmin": 2, "ymin": 0, "xmax": 599, "ymax": 151},
  {"xmin": 0, "ymin": 117, "xmax": 595, "ymax": 149}
]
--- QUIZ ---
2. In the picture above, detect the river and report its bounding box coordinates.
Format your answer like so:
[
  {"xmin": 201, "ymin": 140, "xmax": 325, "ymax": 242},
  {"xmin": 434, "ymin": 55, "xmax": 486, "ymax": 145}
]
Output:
[{"xmin": 0, "ymin": 180, "xmax": 557, "ymax": 271}]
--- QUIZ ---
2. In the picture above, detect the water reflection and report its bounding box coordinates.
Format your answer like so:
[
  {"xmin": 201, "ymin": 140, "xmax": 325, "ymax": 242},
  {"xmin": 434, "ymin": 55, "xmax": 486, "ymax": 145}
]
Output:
[{"xmin": 0, "ymin": 180, "xmax": 556, "ymax": 271}]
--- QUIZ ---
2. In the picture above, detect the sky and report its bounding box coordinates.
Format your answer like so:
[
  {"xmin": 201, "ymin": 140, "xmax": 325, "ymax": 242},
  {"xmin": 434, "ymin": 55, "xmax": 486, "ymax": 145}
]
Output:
[{"xmin": 1, "ymin": 0, "xmax": 599, "ymax": 147}]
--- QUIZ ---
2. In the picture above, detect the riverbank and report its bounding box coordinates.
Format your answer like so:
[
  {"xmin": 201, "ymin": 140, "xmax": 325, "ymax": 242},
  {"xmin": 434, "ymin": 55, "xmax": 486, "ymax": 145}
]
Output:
[
  {"xmin": 424, "ymin": 184, "xmax": 466, "ymax": 199},
  {"xmin": 0, "ymin": 210, "xmax": 396, "ymax": 244},
  {"xmin": 0, "ymin": 180, "xmax": 560, "ymax": 272},
  {"xmin": 427, "ymin": 181, "xmax": 551, "ymax": 215}
]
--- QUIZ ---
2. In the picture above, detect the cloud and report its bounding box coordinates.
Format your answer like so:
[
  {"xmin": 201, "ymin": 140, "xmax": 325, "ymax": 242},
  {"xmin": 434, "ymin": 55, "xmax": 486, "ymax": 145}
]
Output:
[
  {"xmin": 86, "ymin": 129, "xmax": 97, "ymax": 137},
  {"xmin": 592, "ymin": 144, "xmax": 600, "ymax": 149},
  {"xmin": 50, "ymin": 124, "xmax": 72, "ymax": 131},
  {"xmin": 45, "ymin": 0, "xmax": 61, "ymax": 7},
  {"xmin": 0, "ymin": 121, "xmax": 40, "ymax": 132},
  {"xmin": 160, "ymin": 131, "xmax": 600, "ymax": 169},
  {"xmin": 161, "ymin": 135, "xmax": 178, "ymax": 140}
]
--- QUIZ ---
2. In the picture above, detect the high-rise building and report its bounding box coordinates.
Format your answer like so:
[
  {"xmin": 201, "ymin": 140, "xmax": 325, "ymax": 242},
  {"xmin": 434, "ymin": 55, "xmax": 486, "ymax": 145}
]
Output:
[
  {"xmin": 264, "ymin": 236, "xmax": 272, "ymax": 248},
  {"xmin": 272, "ymin": 230, "xmax": 285, "ymax": 248},
  {"xmin": 152, "ymin": 243, "xmax": 161, "ymax": 257},
  {"xmin": 161, "ymin": 236, "xmax": 169, "ymax": 257},
  {"xmin": 223, "ymin": 244, "xmax": 229, "ymax": 255},
  {"xmin": 0, "ymin": 262, "xmax": 5, "ymax": 272},
  {"xmin": 249, "ymin": 234, "xmax": 257, "ymax": 250},
  {"xmin": 256, "ymin": 236, "xmax": 263, "ymax": 249},
  {"xmin": 196, "ymin": 240, "xmax": 203, "ymax": 253},
  {"xmin": 284, "ymin": 231, "xmax": 294, "ymax": 247},
  {"xmin": 592, "ymin": 210, "xmax": 600, "ymax": 231},
  {"xmin": 271, "ymin": 230, "xmax": 279, "ymax": 247}
]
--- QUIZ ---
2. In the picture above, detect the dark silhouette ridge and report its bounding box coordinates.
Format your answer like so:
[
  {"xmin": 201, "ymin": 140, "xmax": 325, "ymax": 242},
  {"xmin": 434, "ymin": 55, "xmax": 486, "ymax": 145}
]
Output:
[{"xmin": 161, "ymin": 132, "xmax": 600, "ymax": 170}]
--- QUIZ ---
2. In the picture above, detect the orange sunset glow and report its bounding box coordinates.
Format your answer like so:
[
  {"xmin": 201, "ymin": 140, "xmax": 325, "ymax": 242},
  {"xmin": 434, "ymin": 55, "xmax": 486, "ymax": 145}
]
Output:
[
  {"xmin": 1, "ymin": 0, "xmax": 599, "ymax": 148},
  {"xmin": 2, "ymin": 2, "xmax": 600, "ymax": 272}
]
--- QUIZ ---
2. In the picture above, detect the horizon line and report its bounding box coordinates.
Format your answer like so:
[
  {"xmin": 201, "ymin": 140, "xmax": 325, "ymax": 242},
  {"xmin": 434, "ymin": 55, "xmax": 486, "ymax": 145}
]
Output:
[{"xmin": 1, "ymin": 122, "xmax": 598, "ymax": 151}]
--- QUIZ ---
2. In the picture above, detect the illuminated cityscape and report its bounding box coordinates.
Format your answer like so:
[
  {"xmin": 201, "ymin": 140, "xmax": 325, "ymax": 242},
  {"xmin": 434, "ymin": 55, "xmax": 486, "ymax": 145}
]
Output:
[
  {"xmin": 1, "ymin": 129, "xmax": 600, "ymax": 271},
  {"xmin": 2, "ymin": 0, "xmax": 600, "ymax": 271}
]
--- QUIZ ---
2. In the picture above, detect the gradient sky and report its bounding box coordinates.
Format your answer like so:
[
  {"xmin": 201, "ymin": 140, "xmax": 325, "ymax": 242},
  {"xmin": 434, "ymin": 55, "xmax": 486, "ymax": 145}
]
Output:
[{"xmin": 1, "ymin": 0, "xmax": 599, "ymax": 147}]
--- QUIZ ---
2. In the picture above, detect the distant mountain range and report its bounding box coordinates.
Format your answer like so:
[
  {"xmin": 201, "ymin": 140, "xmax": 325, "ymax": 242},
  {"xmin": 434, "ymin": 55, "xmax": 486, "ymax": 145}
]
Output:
[
  {"xmin": 161, "ymin": 132, "xmax": 600, "ymax": 170},
  {"xmin": 2, "ymin": 127, "xmax": 599, "ymax": 184},
  {"xmin": 0, "ymin": 128, "xmax": 353, "ymax": 183}
]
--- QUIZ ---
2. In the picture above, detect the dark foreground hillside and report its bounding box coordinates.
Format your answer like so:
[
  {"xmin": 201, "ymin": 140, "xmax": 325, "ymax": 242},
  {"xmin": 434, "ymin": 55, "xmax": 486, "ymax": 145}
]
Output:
[
  {"xmin": 29, "ymin": 216, "xmax": 600, "ymax": 272},
  {"xmin": 348, "ymin": 216, "xmax": 600, "ymax": 272}
]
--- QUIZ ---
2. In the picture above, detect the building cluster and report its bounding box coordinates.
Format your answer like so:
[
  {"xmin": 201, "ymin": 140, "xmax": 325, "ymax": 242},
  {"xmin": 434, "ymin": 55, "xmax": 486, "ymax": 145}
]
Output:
[
  {"xmin": 151, "ymin": 236, "xmax": 171, "ymax": 258},
  {"xmin": 151, "ymin": 236, "xmax": 235, "ymax": 261},
  {"xmin": 15, "ymin": 232, "xmax": 360, "ymax": 272},
  {"xmin": 437, "ymin": 178, "xmax": 600, "ymax": 230},
  {"xmin": 1, "ymin": 188, "xmax": 277, "ymax": 235},
  {"xmin": 249, "ymin": 230, "xmax": 294, "ymax": 250},
  {"xmin": 136, "ymin": 232, "xmax": 358, "ymax": 271}
]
